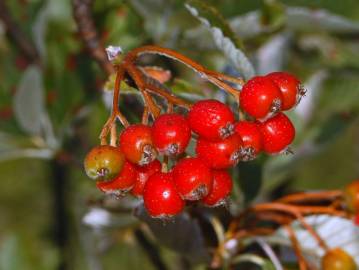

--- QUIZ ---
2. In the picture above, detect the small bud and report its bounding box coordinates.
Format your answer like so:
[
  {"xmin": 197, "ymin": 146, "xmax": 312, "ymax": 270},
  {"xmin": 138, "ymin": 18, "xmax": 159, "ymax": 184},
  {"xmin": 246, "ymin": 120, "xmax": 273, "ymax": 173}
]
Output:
[{"xmin": 105, "ymin": 46, "xmax": 123, "ymax": 61}]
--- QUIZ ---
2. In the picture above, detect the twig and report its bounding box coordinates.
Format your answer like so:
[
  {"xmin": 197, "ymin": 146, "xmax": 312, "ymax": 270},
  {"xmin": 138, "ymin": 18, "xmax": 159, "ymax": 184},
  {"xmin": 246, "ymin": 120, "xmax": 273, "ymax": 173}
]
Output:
[
  {"xmin": 277, "ymin": 191, "xmax": 343, "ymax": 204},
  {"xmin": 72, "ymin": 0, "xmax": 114, "ymax": 75},
  {"xmin": 134, "ymin": 228, "xmax": 168, "ymax": 270},
  {"xmin": 0, "ymin": 0, "xmax": 40, "ymax": 64},
  {"xmin": 125, "ymin": 63, "xmax": 161, "ymax": 117},
  {"xmin": 284, "ymin": 225, "xmax": 308, "ymax": 270}
]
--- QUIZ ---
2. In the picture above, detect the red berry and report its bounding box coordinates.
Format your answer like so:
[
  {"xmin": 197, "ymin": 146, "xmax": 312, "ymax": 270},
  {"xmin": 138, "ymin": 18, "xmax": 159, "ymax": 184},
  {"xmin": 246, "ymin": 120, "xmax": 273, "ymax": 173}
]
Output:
[
  {"xmin": 172, "ymin": 157, "xmax": 213, "ymax": 200},
  {"xmin": 267, "ymin": 72, "xmax": 304, "ymax": 110},
  {"xmin": 321, "ymin": 248, "xmax": 356, "ymax": 270},
  {"xmin": 354, "ymin": 214, "xmax": 359, "ymax": 226},
  {"xmin": 84, "ymin": 145, "xmax": 125, "ymax": 180},
  {"xmin": 344, "ymin": 180, "xmax": 359, "ymax": 214},
  {"xmin": 96, "ymin": 161, "xmax": 136, "ymax": 195},
  {"xmin": 258, "ymin": 113, "xmax": 295, "ymax": 154},
  {"xmin": 240, "ymin": 76, "xmax": 283, "ymax": 119},
  {"xmin": 152, "ymin": 113, "xmax": 191, "ymax": 156},
  {"xmin": 131, "ymin": 160, "xmax": 162, "ymax": 197},
  {"xmin": 143, "ymin": 172, "xmax": 185, "ymax": 218},
  {"xmin": 196, "ymin": 134, "xmax": 243, "ymax": 169},
  {"xmin": 234, "ymin": 121, "xmax": 263, "ymax": 161},
  {"xmin": 119, "ymin": 124, "xmax": 157, "ymax": 165},
  {"xmin": 188, "ymin": 99, "xmax": 235, "ymax": 141},
  {"xmin": 202, "ymin": 170, "xmax": 233, "ymax": 207}
]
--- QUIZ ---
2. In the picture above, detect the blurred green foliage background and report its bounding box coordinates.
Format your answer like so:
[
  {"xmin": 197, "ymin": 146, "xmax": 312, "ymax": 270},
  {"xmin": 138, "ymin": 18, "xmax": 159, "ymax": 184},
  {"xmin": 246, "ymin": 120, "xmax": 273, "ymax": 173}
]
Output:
[{"xmin": 0, "ymin": 0, "xmax": 359, "ymax": 269}]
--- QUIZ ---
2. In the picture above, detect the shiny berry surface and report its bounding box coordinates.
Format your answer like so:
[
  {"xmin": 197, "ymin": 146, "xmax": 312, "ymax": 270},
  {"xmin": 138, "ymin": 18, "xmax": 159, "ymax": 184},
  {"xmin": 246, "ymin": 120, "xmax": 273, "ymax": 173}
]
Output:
[
  {"xmin": 152, "ymin": 113, "xmax": 191, "ymax": 155},
  {"xmin": 234, "ymin": 121, "xmax": 263, "ymax": 161},
  {"xmin": 202, "ymin": 170, "xmax": 233, "ymax": 207},
  {"xmin": 258, "ymin": 112, "xmax": 295, "ymax": 154},
  {"xmin": 240, "ymin": 76, "xmax": 283, "ymax": 119},
  {"xmin": 344, "ymin": 180, "xmax": 359, "ymax": 214},
  {"xmin": 119, "ymin": 124, "xmax": 157, "ymax": 165},
  {"xmin": 84, "ymin": 145, "xmax": 125, "ymax": 180},
  {"xmin": 188, "ymin": 99, "xmax": 235, "ymax": 141},
  {"xmin": 173, "ymin": 157, "xmax": 213, "ymax": 200},
  {"xmin": 131, "ymin": 160, "xmax": 162, "ymax": 197},
  {"xmin": 321, "ymin": 248, "xmax": 357, "ymax": 270},
  {"xmin": 96, "ymin": 161, "xmax": 136, "ymax": 194},
  {"xmin": 196, "ymin": 134, "xmax": 242, "ymax": 169},
  {"xmin": 143, "ymin": 172, "xmax": 185, "ymax": 218},
  {"xmin": 267, "ymin": 71, "xmax": 302, "ymax": 111}
]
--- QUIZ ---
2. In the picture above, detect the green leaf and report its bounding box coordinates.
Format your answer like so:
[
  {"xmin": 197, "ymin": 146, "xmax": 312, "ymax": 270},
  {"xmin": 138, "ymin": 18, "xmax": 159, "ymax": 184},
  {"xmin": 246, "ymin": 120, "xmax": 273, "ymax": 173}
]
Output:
[
  {"xmin": 286, "ymin": 7, "xmax": 359, "ymax": 33},
  {"xmin": 232, "ymin": 254, "xmax": 276, "ymax": 270},
  {"xmin": 186, "ymin": 0, "xmax": 243, "ymax": 49},
  {"xmin": 13, "ymin": 66, "xmax": 46, "ymax": 136},
  {"xmin": 0, "ymin": 235, "xmax": 26, "ymax": 270},
  {"xmin": 185, "ymin": 0, "xmax": 255, "ymax": 79},
  {"xmin": 32, "ymin": 0, "xmax": 72, "ymax": 62},
  {"xmin": 312, "ymin": 71, "xmax": 359, "ymax": 121},
  {"xmin": 261, "ymin": 0, "xmax": 286, "ymax": 30}
]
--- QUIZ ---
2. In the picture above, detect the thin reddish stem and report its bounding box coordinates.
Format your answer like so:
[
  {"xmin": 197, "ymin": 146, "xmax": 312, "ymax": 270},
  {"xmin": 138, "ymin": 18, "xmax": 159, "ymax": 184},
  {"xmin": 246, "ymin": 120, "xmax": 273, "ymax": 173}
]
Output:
[
  {"xmin": 284, "ymin": 225, "xmax": 308, "ymax": 270},
  {"xmin": 125, "ymin": 63, "xmax": 161, "ymax": 118},
  {"xmin": 124, "ymin": 45, "xmax": 243, "ymax": 98},
  {"xmin": 252, "ymin": 203, "xmax": 346, "ymax": 217},
  {"xmin": 296, "ymin": 214, "xmax": 328, "ymax": 251},
  {"xmin": 145, "ymin": 81, "xmax": 192, "ymax": 109},
  {"xmin": 277, "ymin": 190, "xmax": 343, "ymax": 204}
]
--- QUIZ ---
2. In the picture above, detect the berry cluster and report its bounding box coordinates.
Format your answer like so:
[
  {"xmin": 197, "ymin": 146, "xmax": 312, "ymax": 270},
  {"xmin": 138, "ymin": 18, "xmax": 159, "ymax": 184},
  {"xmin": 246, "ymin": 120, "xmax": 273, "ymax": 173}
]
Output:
[{"xmin": 84, "ymin": 71, "xmax": 303, "ymax": 219}]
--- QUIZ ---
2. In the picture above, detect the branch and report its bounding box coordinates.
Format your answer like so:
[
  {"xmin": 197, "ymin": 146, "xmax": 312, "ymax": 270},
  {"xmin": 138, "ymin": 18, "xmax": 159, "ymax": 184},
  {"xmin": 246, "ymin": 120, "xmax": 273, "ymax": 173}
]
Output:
[
  {"xmin": 0, "ymin": 0, "xmax": 40, "ymax": 64},
  {"xmin": 72, "ymin": 0, "xmax": 114, "ymax": 75}
]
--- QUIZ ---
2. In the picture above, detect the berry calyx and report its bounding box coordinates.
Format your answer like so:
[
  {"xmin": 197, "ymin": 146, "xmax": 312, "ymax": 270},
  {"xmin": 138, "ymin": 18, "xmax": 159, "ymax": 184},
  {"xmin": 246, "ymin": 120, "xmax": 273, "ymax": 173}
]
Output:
[
  {"xmin": 321, "ymin": 248, "xmax": 356, "ymax": 270},
  {"xmin": 344, "ymin": 180, "xmax": 359, "ymax": 214},
  {"xmin": 172, "ymin": 157, "xmax": 213, "ymax": 200},
  {"xmin": 258, "ymin": 112, "xmax": 295, "ymax": 154},
  {"xmin": 202, "ymin": 170, "xmax": 233, "ymax": 207},
  {"xmin": 188, "ymin": 99, "xmax": 235, "ymax": 141},
  {"xmin": 119, "ymin": 124, "xmax": 157, "ymax": 165},
  {"xmin": 84, "ymin": 145, "xmax": 125, "ymax": 180},
  {"xmin": 240, "ymin": 76, "xmax": 283, "ymax": 120},
  {"xmin": 143, "ymin": 172, "xmax": 185, "ymax": 218},
  {"xmin": 196, "ymin": 134, "xmax": 243, "ymax": 169},
  {"xmin": 131, "ymin": 159, "xmax": 162, "ymax": 197},
  {"xmin": 267, "ymin": 71, "xmax": 305, "ymax": 110},
  {"xmin": 234, "ymin": 121, "xmax": 263, "ymax": 161},
  {"xmin": 152, "ymin": 113, "xmax": 191, "ymax": 156},
  {"xmin": 96, "ymin": 161, "xmax": 136, "ymax": 195}
]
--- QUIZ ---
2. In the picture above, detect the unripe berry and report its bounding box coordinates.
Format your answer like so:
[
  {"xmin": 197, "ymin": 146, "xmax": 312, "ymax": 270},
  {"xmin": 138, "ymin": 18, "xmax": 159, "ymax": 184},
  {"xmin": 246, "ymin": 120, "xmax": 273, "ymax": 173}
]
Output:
[
  {"xmin": 266, "ymin": 72, "xmax": 304, "ymax": 110},
  {"xmin": 344, "ymin": 180, "xmax": 359, "ymax": 214},
  {"xmin": 202, "ymin": 170, "xmax": 233, "ymax": 207},
  {"xmin": 188, "ymin": 99, "xmax": 235, "ymax": 141},
  {"xmin": 143, "ymin": 172, "xmax": 185, "ymax": 218},
  {"xmin": 152, "ymin": 113, "xmax": 191, "ymax": 156},
  {"xmin": 258, "ymin": 112, "xmax": 295, "ymax": 154},
  {"xmin": 173, "ymin": 157, "xmax": 213, "ymax": 200},
  {"xmin": 131, "ymin": 160, "xmax": 162, "ymax": 197},
  {"xmin": 234, "ymin": 121, "xmax": 263, "ymax": 161},
  {"xmin": 84, "ymin": 145, "xmax": 125, "ymax": 181},
  {"xmin": 96, "ymin": 161, "xmax": 136, "ymax": 195},
  {"xmin": 119, "ymin": 124, "xmax": 157, "ymax": 165},
  {"xmin": 196, "ymin": 134, "xmax": 243, "ymax": 169},
  {"xmin": 240, "ymin": 76, "xmax": 283, "ymax": 120},
  {"xmin": 321, "ymin": 248, "xmax": 356, "ymax": 270}
]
